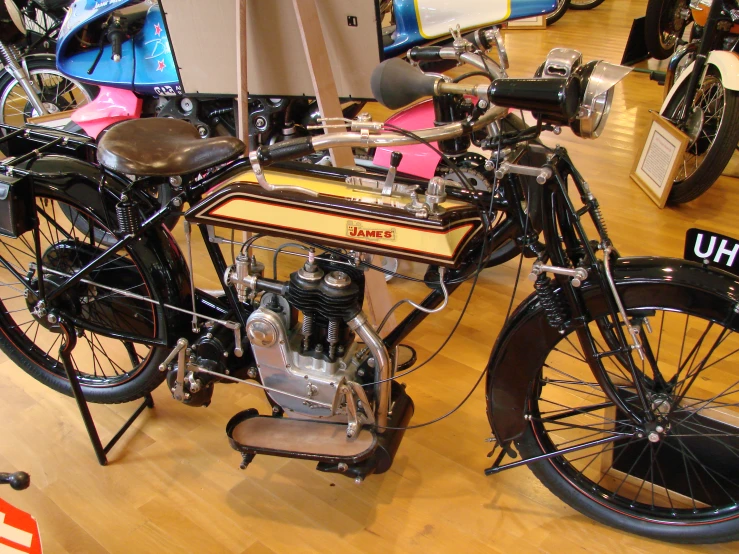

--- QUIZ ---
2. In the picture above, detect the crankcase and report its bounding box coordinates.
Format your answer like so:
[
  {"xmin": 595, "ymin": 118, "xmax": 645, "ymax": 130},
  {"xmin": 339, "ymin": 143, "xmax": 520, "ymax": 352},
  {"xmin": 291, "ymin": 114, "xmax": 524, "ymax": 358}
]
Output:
[{"xmin": 186, "ymin": 167, "xmax": 484, "ymax": 268}]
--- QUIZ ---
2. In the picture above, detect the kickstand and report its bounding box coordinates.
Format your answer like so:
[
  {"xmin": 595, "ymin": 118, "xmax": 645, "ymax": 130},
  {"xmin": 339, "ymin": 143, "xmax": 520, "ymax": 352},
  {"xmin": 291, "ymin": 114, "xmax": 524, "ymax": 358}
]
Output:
[{"xmin": 57, "ymin": 316, "xmax": 154, "ymax": 466}]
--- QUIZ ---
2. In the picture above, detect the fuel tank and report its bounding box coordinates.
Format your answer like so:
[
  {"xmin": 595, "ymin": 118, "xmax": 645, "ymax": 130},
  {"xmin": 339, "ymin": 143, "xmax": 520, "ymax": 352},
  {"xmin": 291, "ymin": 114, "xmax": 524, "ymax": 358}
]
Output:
[{"xmin": 186, "ymin": 165, "xmax": 484, "ymax": 268}]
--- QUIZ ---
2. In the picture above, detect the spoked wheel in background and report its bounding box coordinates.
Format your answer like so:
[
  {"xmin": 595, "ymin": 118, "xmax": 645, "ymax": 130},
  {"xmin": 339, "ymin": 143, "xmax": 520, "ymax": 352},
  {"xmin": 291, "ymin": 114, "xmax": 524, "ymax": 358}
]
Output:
[
  {"xmin": 570, "ymin": 0, "xmax": 607, "ymax": 9},
  {"xmin": 0, "ymin": 185, "xmax": 169, "ymax": 404},
  {"xmin": 0, "ymin": 57, "xmax": 95, "ymax": 126},
  {"xmin": 515, "ymin": 286, "xmax": 739, "ymax": 543},
  {"xmin": 645, "ymin": 0, "xmax": 691, "ymax": 60},
  {"xmin": 546, "ymin": 0, "xmax": 571, "ymax": 26},
  {"xmin": 661, "ymin": 68, "xmax": 739, "ymax": 203}
]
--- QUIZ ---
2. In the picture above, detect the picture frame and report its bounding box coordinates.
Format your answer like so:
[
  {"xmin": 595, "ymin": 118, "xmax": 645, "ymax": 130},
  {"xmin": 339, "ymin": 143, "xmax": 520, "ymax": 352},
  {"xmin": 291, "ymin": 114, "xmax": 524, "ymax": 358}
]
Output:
[
  {"xmin": 630, "ymin": 112, "xmax": 690, "ymax": 208},
  {"xmin": 504, "ymin": 16, "xmax": 546, "ymax": 30}
]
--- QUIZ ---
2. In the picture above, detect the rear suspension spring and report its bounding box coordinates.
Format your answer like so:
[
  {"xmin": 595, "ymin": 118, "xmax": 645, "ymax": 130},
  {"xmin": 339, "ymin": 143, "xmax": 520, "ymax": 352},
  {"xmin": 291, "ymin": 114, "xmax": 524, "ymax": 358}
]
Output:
[{"xmin": 116, "ymin": 198, "xmax": 141, "ymax": 235}]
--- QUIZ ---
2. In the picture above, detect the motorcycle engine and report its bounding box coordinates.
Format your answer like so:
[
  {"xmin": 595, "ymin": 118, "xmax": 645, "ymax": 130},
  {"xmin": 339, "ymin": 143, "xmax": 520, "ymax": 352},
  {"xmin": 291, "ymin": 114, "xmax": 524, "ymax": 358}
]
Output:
[{"xmin": 244, "ymin": 256, "xmax": 366, "ymax": 418}]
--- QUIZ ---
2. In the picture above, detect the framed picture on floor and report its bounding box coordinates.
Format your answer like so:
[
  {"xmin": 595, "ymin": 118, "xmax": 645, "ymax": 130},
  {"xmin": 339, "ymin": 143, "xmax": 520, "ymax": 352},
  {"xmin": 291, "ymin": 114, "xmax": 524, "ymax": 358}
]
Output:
[
  {"xmin": 630, "ymin": 112, "xmax": 690, "ymax": 208},
  {"xmin": 505, "ymin": 16, "xmax": 546, "ymax": 29}
]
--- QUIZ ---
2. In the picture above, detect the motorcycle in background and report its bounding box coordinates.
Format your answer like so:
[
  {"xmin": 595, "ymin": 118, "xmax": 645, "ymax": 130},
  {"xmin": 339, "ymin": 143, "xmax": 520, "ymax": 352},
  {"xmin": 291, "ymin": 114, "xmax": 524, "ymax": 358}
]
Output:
[
  {"xmin": 645, "ymin": 0, "xmax": 694, "ymax": 60},
  {"xmin": 0, "ymin": 0, "xmax": 92, "ymax": 126},
  {"xmin": 55, "ymin": 0, "xmax": 559, "ymax": 144},
  {"xmin": 659, "ymin": 0, "xmax": 739, "ymax": 203}
]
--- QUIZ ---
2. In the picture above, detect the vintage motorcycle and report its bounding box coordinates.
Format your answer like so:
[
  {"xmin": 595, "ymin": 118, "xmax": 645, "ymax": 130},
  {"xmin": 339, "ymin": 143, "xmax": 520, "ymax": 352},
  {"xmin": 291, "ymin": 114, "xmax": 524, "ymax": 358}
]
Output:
[
  {"xmin": 0, "ymin": 41, "xmax": 738, "ymax": 544},
  {"xmin": 659, "ymin": 0, "xmax": 739, "ymax": 203}
]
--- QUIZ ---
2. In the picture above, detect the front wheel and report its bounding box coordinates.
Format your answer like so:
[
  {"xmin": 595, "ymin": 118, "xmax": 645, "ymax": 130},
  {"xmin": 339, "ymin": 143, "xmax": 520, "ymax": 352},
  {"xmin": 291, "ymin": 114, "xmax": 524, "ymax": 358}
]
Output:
[
  {"xmin": 546, "ymin": 0, "xmax": 570, "ymax": 25},
  {"xmin": 662, "ymin": 68, "xmax": 739, "ymax": 204},
  {"xmin": 645, "ymin": 0, "xmax": 691, "ymax": 60},
  {"xmin": 516, "ymin": 283, "xmax": 739, "ymax": 543},
  {"xmin": 0, "ymin": 57, "xmax": 95, "ymax": 126}
]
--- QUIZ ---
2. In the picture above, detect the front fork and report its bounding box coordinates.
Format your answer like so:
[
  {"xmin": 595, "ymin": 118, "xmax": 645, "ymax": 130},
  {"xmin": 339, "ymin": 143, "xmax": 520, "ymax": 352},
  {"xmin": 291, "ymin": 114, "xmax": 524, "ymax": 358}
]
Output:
[
  {"xmin": 539, "ymin": 150, "xmax": 655, "ymax": 431},
  {"xmin": 0, "ymin": 41, "xmax": 48, "ymax": 116}
]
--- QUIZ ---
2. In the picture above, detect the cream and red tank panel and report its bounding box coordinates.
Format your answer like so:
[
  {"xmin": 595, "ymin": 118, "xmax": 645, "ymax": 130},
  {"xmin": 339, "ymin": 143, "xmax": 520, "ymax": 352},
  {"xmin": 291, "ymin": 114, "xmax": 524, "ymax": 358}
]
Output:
[{"xmin": 186, "ymin": 169, "xmax": 484, "ymax": 268}]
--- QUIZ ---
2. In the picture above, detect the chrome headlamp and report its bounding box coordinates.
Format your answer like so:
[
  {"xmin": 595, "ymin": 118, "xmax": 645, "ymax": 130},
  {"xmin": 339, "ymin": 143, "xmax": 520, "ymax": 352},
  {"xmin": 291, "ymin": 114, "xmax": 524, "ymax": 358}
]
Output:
[{"xmin": 571, "ymin": 61, "xmax": 632, "ymax": 139}]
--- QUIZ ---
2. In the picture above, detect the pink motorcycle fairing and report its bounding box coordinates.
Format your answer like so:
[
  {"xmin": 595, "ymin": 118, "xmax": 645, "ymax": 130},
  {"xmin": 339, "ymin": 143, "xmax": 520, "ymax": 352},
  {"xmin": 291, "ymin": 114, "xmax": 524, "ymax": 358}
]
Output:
[
  {"xmin": 372, "ymin": 99, "xmax": 440, "ymax": 179},
  {"xmin": 72, "ymin": 87, "xmax": 143, "ymax": 139}
]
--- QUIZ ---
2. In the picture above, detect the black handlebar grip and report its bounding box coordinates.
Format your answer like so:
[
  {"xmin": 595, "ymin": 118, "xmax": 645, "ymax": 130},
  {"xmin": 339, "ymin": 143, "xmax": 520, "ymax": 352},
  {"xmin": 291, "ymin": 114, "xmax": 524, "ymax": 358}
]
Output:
[
  {"xmin": 110, "ymin": 30, "xmax": 123, "ymax": 61},
  {"xmin": 0, "ymin": 471, "xmax": 30, "ymax": 490},
  {"xmin": 407, "ymin": 46, "xmax": 443, "ymax": 63},
  {"xmin": 257, "ymin": 137, "xmax": 315, "ymax": 165},
  {"xmin": 370, "ymin": 58, "xmax": 438, "ymax": 109},
  {"xmin": 487, "ymin": 77, "xmax": 581, "ymax": 121}
]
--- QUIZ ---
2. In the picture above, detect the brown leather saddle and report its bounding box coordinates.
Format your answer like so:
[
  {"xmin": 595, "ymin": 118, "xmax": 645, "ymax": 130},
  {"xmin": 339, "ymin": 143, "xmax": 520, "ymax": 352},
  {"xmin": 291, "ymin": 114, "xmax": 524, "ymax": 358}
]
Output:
[{"xmin": 96, "ymin": 118, "xmax": 245, "ymax": 176}]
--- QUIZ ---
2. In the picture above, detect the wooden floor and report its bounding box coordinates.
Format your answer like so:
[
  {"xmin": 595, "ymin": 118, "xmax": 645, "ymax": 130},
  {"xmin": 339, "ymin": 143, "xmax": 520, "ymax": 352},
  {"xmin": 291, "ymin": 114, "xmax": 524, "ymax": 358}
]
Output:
[{"xmin": 2, "ymin": 1, "xmax": 739, "ymax": 552}]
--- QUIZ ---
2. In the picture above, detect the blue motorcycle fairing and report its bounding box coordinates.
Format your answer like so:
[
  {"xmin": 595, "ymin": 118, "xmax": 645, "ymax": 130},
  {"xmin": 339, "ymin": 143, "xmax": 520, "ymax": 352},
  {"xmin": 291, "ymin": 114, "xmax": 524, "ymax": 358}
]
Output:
[
  {"xmin": 57, "ymin": 0, "xmax": 181, "ymax": 94},
  {"xmin": 385, "ymin": 0, "xmax": 559, "ymax": 57},
  {"xmin": 131, "ymin": 6, "xmax": 181, "ymax": 94}
]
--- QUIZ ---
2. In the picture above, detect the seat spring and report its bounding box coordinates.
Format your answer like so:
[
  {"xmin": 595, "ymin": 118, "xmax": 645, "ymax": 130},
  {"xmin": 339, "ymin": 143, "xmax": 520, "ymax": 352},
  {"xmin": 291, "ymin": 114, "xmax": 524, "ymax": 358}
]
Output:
[
  {"xmin": 534, "ymin": 274, "xmax": 568, "ymax": 331},
  {"xmin": 116, "ymin": 199, "xmax": 141, "ymax": 235}
]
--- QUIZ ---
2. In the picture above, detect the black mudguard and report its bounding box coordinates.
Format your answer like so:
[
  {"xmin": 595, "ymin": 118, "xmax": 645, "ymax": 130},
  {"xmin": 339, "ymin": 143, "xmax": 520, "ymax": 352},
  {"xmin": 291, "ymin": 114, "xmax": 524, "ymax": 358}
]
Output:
[
  {"xmin": 485, "ymin": 256, "xmax": 739, "ymax": 444},
  {"xmin": 24, "ymin": 155, "xmax": 193, "ymax": 345}
]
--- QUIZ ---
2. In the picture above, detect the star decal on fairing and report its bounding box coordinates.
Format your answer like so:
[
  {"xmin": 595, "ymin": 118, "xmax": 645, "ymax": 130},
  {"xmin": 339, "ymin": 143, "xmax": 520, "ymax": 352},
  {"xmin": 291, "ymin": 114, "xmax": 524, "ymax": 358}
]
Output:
[
  {"xmin": 157, "ymin": 59, "xmax": 166, "ymax": 71},
  {"xmin": 154, "ymin": 23, "xmax": 162, "ymax": 36}
]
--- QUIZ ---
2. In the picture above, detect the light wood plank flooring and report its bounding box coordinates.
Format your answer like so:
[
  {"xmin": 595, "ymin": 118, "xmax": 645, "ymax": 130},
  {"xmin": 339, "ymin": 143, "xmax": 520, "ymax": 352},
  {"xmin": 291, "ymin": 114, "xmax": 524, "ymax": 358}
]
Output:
[{"xmin": 1, "ymin": 1, "xmax": 738, "ymax": 552}]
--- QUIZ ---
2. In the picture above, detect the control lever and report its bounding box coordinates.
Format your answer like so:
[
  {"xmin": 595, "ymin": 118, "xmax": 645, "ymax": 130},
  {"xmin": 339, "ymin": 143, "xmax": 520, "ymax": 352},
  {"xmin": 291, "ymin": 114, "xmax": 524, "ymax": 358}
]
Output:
[
  {"xmin": 382, "ymin": 151, "xmax": 403, "ymax": 196},
  {"xmin": 0, "ymin": 471, "xmax": 30, "ymax": 490}
]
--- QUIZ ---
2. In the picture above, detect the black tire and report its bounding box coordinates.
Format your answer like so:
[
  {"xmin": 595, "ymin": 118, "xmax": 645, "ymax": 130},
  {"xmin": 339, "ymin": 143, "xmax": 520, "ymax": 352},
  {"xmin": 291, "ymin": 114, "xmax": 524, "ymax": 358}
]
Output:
[
  {"xmin": 0, "ymin": 177, "xmax": 171, "ymax": 403},
  {"xmin": 0, "ymin": 57, "xmax": 96, "ymax": 126},
  {"xmin": 546, "ymin": 0, "xmax": 570, "ymax": 26},
  {"xmin": 569, "ymin": 0, "xmax": 607, "ymax": 9},
  {"xmin": 645, "ymin": 0, "xmax": 690, "ymax": 60},
  {"xmin": 514, "ymin": 282, "xmax": 739, "ymax": 543},
  {"xmin": 662, "ymin": 68, "xmax": 739, "ymax": 204}
]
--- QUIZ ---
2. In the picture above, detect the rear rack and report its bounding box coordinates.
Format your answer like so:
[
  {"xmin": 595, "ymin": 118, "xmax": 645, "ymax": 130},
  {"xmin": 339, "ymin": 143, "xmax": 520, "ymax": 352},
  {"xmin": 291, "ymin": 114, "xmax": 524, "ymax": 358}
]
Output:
[{"xmin": 0, "ymin": 123, "xmax": 95, "ymax": 176}]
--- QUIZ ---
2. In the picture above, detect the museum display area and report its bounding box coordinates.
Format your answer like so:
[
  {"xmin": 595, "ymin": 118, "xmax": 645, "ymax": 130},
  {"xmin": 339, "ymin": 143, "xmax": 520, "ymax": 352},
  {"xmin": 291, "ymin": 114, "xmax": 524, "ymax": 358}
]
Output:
[{"xmin": 0, "ymin": 0, "xmax": 738, "ymax": 552}]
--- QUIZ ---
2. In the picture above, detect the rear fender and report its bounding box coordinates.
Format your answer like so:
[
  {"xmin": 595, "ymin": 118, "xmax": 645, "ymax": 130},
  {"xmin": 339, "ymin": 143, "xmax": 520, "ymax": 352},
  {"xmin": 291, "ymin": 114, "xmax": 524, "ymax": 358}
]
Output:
[
  {"xmin": 661, "ymin": 51, "xmax": 739, "ymax": 109},
  {"xmin": 23, "ymin": 155, "xmax": 192, "ymax": 345},
  {"xmin": 485, "ymin": 256, "xmax": 739, "ymax": 444}
]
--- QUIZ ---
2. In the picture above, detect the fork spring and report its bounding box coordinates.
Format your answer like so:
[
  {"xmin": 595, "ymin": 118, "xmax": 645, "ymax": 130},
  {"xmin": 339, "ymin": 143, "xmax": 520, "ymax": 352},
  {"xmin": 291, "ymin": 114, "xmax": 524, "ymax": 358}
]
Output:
[{"xmin": 534, "ymin": 275, "xmax": 568, "ymax": 332}]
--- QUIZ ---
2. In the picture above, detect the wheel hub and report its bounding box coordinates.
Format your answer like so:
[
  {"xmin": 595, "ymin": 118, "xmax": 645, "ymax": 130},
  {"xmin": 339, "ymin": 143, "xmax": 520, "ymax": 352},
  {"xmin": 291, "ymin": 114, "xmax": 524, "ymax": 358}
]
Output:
[{"xmin": 684, "ymin": 106, "xmax": 704, "ymax": 146}]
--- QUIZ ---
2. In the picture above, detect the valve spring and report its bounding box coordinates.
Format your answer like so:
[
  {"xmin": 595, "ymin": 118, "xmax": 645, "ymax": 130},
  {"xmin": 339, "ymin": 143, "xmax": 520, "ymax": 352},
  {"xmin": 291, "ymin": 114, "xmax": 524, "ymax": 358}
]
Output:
[
  {"xmin": 116, "ymin": 200, "xmax": 141, "ymax": 235},
  {"xmin": 534, "ymin": 275, "xmax": 567, "ymax": 331},
  {"xmin": 327, "ymin": 319, "xmax": 341, "ymax": 359},
  {"xmin": 301, "ymin": 312, "xmax": 314, "ymax": 350},
  {"xmin": 326, "ymin": 319, "xmax": 339, "ymax": 345}
]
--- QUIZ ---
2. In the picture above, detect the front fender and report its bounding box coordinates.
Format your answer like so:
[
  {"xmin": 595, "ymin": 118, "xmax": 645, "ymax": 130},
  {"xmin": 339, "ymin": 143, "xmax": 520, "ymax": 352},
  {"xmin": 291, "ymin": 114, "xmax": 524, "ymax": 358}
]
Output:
[
  {"xmin": 661, "ymin": 51, "xmax": 739, "ymax": 109},
  {"xmin": 485, "ymin": 256, "xmax": 739, "ymax": 444}
]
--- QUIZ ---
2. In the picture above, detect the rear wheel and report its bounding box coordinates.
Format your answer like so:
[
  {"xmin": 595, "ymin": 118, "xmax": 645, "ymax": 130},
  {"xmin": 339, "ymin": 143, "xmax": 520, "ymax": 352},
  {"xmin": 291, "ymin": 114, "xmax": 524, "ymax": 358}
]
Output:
[
  {"xmin": 662, "ymin": 68, "xmax": 739, "ymax": 204},
  {"xmin": 516, "ymin": 285, "xmax": 739, "ymax": 543},
  {"xmin": 0, "ymin": 182, "xmax": 169, "ymax": 403}
]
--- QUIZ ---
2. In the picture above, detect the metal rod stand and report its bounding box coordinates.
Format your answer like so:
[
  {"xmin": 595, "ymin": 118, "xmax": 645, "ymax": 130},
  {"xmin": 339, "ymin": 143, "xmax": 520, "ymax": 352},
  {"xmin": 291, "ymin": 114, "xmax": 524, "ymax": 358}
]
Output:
[{"xmin": 57, "ymin": 317, "xmax": 154, "ymax": 466}]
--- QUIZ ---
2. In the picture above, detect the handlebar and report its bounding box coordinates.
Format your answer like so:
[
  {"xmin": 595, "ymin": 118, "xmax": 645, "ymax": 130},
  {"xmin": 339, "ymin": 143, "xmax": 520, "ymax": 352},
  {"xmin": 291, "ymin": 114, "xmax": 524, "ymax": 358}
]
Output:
[{"xmin": 0, "ymin": 471, "xmax": 30, "ymax": 490}]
